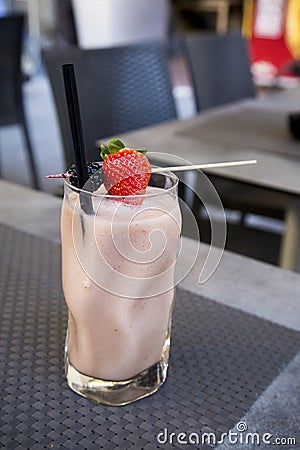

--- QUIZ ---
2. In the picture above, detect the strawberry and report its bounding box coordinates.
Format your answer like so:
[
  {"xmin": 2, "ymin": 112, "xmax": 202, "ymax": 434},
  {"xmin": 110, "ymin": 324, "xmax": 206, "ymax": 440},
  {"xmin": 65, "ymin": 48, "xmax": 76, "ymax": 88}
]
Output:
[{"xmin": 101, "ymin": 138, "xmax": 151, "ymax": 199}]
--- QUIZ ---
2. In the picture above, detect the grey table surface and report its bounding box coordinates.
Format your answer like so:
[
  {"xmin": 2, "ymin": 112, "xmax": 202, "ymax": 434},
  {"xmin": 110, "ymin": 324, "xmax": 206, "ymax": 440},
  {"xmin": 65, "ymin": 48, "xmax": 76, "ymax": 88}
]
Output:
[{"xmin": 0, "ymin": 180, "xmax": 300, "ymax": 449}]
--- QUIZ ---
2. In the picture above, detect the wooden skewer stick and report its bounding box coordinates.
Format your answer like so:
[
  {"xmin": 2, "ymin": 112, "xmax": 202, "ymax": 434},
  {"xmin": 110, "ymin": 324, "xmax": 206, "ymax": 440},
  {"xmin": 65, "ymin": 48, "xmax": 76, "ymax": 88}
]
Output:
[
  {"xmin": 45, "ymin": 159, "xmax": 257, "ymax": 179},
  {"xmin": 45, "ymin": 173, "xmax": 71, "ymax": 179},
  {"xmin": 151, "ymin": 159, "xmax": 257, "ymax": 173}
]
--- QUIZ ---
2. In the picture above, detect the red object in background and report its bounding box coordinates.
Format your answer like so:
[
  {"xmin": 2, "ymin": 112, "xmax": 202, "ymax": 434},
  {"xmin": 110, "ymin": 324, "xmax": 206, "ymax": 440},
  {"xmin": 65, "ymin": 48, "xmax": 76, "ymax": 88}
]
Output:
[{"xmin": 244, "ymin": 0, "xmax": 300, "ymax": 85}]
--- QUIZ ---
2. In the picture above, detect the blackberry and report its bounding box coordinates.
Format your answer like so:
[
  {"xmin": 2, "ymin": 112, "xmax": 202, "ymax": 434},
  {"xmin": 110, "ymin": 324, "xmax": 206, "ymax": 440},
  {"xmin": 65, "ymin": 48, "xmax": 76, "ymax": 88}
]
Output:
[
  {"xmin": 87, "ymin": 162, "xmax": 104, "ymax": 192},
  {"xmin": 67, "ymin": 165, "xmax": 78, "ymax": 186},
  {"xmin": 67, "ymin": 162, "xmax": 103, "ymax": 192}
]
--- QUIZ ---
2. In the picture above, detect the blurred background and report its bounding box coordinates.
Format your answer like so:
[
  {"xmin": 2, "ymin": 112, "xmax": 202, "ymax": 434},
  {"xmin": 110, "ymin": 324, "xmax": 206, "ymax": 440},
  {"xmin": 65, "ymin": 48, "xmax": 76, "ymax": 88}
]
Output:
[{"xmin": 1, "ymin": 0, "xmax": 299, "ymax": 268}]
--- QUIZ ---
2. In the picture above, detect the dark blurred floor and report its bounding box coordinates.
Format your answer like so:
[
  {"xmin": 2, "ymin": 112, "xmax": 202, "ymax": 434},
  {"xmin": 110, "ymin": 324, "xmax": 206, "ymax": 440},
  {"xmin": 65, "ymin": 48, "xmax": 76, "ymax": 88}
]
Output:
[{"xmin": 199, "ymin": 216, "xmax": 281, "ymax": 266}]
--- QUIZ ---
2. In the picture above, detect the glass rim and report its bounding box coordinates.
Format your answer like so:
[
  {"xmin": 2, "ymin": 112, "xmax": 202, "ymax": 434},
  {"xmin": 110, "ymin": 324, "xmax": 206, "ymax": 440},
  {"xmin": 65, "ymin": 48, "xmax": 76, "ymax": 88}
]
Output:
[{"xmin": 64, "ymin": 164, "xmax": 179, "ymax": 199}]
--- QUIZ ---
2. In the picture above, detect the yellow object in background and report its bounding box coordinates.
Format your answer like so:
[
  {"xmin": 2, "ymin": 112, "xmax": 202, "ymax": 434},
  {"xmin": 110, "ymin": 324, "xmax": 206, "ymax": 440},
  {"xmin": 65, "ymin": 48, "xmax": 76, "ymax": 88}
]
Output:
[
  {"xmin": 242, "ymin": 0, "xmax": 255, "ymax": 39},
  {"xmin": 285, "ymin": 0, "xmax": 300, "ymax": 59}
]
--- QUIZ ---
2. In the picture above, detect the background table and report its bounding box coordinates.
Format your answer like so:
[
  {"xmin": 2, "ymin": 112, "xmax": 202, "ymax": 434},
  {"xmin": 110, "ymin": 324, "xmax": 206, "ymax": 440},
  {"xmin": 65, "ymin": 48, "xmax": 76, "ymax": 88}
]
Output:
[
  {"xmin": 117, "ymin": 88, "xmax": 300, "ymax": 271},
  {"xmin": 0, "ymin": 181, "xmax": 300, "ymax": 449}
]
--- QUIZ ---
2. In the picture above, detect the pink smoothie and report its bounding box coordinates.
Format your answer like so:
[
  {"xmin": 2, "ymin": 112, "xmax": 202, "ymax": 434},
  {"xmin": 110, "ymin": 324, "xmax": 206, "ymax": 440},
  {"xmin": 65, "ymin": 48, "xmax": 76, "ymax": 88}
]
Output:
[{"xmin": 61, "ymin": 185, "xmax": 181, "ymax": 381}]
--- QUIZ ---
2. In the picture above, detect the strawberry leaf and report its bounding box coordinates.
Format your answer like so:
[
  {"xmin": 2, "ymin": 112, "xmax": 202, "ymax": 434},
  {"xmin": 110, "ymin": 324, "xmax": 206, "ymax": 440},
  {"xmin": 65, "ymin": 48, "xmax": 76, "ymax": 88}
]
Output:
[
  {"xmin": 100, "ymin": 144, "xmax": 109, "ymax": 159},
  {"xmin": 100, "ymin": 138, "xmax": 126, "ymax": 159},
  {"xmin": 136, "ymin": 149, "xmax": 148, "ymax": 154},
  {"xmin": 107, "ymin": 138, "xmax": 125, "ymax": 153},
  {"xmin": 100, "ymin": 138, "xmax": 147, "ymax": 159}
]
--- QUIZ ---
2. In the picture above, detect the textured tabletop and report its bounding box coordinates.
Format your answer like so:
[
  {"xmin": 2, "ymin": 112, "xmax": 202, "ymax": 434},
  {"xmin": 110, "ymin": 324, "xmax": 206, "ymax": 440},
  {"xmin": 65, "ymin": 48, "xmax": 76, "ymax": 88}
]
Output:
[{"xmin": 1, "ymin": 224, "xmax": 300, "ymax": 449}]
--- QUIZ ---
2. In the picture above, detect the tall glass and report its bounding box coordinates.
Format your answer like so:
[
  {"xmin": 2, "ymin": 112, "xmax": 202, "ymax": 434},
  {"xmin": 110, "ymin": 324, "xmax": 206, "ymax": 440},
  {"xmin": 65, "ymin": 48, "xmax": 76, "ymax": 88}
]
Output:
[{"xmin": 61, "ymin": 169, "xmax": 182, "ymax": 405}]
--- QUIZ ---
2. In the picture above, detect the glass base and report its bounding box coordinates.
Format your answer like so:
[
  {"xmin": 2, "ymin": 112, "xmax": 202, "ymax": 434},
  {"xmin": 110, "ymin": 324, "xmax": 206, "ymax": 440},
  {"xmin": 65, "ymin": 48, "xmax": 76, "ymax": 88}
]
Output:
[{"xmin": 65, "ymin": 355, "xmax": 168, "ymax": 406}]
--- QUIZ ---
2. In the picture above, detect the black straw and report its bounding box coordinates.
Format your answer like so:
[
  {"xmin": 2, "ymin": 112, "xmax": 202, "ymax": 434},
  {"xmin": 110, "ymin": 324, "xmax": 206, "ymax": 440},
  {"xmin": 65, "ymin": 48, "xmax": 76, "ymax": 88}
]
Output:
[
  {"xmin": 62, "ymin": 64, "xmax": 89, "ymax": 189},
  {"xmin": 62, "ymin": 64, "xmax": 93, "ymax": 220}
]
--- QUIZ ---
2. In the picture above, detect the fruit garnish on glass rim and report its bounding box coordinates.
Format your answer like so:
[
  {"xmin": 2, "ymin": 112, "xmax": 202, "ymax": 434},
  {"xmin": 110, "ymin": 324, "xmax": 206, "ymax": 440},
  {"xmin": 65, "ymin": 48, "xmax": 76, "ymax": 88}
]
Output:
[
  {"xmin": 46, "ymin": 137, "xmax": 257, "ymax": 194},
  {"xmin": 101, "ymin": 138, "xmax": 151, "ymax": 197},
  {"xmin": 45, "ymin": 138, "xmax": 151, "ymax": 196},
  {"xmin": 68, "ymin": 162, "xmax": 103, "ymax": 191}
]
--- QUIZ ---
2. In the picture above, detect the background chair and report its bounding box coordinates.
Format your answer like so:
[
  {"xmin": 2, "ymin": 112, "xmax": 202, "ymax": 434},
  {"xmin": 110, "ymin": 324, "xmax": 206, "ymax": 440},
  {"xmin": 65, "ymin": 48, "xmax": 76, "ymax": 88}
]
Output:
[
  {"xmin": 43, "ymin": 42, "xmax": 177, "ymax": 169},
  {"xmin": 0, "ymin": 13, "xmax": 39, "ymax": 189},
  {"xmin": 181, "ymin": 31, "xmax": 284, "ymax": 262},
  {"xmin": 181, "ymin": 31, "xmax": 255, "ymax": 111},
  {"xmin": 180, "ymin": 31, "xmax": 282, "ymax": 217}
]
